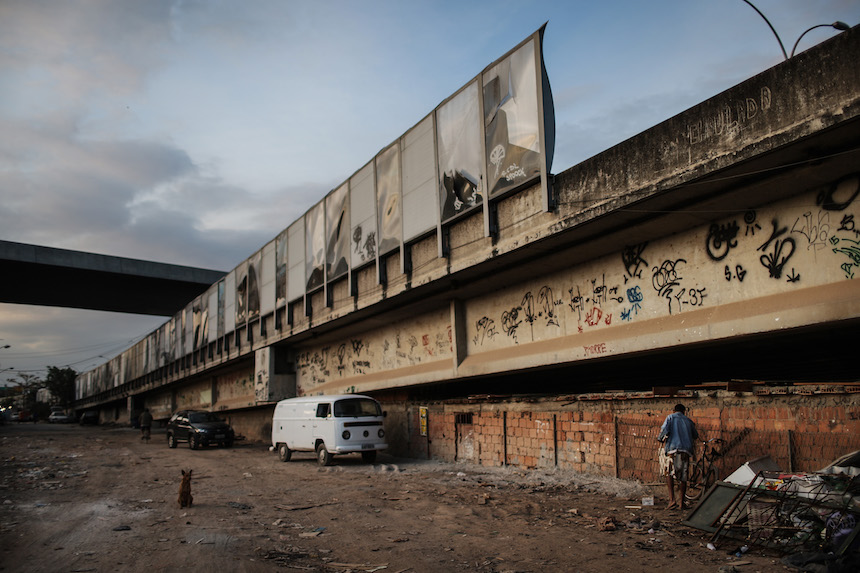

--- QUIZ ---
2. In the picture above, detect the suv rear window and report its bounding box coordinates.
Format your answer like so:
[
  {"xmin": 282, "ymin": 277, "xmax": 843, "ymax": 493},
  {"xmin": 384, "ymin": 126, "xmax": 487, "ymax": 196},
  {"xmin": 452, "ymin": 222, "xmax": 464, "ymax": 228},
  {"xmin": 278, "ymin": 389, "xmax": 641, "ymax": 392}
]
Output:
[
  {"xmin": 334, "ymin": 398, "xmax": 381, "ymax": 417},
  {"xmin": 188, "ymin": 412, "xmax": 224, "ymax": 423}
]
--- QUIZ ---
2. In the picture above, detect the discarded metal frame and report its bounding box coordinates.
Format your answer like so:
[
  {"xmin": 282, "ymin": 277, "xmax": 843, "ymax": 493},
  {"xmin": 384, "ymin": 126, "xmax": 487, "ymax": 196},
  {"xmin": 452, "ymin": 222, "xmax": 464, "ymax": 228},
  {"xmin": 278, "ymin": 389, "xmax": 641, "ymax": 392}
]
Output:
[{"xmin": 684, "ymin": 471, "xmax": 859, "ymax": 555}]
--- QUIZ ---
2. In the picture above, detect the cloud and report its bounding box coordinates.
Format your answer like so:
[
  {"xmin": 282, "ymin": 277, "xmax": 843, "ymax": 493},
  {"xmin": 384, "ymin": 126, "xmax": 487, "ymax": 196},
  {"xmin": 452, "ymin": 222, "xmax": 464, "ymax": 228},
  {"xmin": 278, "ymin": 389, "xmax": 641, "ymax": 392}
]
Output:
[
  {"xmin": 0, "ymin": 303, "xmax": 166, "ymax": 383},
  {"xmin": 0, "ymin": 0, "xmax": 173, "ymax": 111}
]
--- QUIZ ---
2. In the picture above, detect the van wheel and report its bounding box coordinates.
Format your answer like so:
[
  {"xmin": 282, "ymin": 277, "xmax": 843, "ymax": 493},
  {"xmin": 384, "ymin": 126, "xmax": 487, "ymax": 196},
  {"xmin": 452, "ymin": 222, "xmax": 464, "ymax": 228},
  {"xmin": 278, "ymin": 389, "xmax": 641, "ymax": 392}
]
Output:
[
  {"xmin": 316, "ymin": 443, "xmax": 333, "ymax": 466},
  {"xmin": 361, "ymin": 450, "xmax": 377, "ymax": 464},
  {"xmin": 278, "ymin": 443, "xmax": 292, "ymax": 462}
]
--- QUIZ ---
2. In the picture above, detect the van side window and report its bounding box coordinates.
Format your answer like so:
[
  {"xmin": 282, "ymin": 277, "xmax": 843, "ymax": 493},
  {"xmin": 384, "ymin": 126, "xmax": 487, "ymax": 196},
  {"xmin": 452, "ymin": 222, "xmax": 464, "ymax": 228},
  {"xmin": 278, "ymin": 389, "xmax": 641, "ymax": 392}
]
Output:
[{"xmin": 316, "ymin": 403, "xmax": 330, "ymax": 418}]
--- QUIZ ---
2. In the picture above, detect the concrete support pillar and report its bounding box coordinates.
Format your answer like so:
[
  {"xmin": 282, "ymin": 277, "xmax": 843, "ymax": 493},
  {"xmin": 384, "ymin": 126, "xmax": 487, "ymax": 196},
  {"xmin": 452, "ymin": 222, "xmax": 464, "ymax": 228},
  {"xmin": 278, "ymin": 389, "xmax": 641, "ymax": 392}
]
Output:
[{"xmin": 450, "ymin": 299, "xmax": 468, "ymax": 375}]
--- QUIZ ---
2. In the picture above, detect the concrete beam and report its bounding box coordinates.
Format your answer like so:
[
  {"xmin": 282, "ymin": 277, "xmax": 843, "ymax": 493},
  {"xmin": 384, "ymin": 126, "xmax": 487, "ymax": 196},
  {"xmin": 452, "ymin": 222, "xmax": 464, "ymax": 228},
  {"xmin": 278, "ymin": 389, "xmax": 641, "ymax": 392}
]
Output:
[{"xmin": 0, "ymin": 240, "xmax": 226, "ymax": 316}]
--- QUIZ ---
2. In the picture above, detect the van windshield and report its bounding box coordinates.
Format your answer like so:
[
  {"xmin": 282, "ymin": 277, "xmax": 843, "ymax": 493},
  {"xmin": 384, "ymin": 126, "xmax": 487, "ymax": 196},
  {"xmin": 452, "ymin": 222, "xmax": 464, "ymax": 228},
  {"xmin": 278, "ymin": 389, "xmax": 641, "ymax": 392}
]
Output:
[{"xmin": 334, "ymin": 398, "xmax": 381, "ymax": 417}]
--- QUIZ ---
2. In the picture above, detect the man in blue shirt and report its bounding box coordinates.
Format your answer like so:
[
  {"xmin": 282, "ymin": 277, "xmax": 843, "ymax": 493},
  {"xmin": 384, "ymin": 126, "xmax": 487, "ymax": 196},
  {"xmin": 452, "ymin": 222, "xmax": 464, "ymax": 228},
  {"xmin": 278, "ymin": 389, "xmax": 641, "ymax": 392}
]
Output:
[{"xmin": 658, "ymin": 403, "xmax": 698, "ymax": 509}]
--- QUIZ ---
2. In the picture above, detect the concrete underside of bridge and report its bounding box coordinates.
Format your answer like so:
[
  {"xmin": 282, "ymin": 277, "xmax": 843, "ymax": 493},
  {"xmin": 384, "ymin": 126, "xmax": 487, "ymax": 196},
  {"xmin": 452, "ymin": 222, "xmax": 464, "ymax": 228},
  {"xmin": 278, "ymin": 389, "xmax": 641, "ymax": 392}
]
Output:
[
  {"xmin": 0, "ymin": 240, "xmax": 225, "ymax": 316},
  {"xmin": 75, "ymin": 28, "xmax": 860, "ymax": 477}
]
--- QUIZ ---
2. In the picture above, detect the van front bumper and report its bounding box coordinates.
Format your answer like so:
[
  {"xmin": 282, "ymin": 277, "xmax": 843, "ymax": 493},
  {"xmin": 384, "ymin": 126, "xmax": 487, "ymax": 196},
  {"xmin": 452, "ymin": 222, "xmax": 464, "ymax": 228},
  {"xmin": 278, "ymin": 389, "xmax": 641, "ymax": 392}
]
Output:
[{"xmin": 333, "ymin": 443, "xmax": 388, "ymax": 454}]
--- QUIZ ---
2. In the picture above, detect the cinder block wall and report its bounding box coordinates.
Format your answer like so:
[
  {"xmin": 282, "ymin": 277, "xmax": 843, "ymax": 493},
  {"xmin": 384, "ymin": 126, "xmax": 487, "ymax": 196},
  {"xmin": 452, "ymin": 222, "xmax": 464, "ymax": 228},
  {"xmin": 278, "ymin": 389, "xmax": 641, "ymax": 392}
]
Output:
[
  {"xmin": 221, "ymin": 408, "xmax": 273, "ymax": 445},
  {"xmin": 382, "ymin": 390, "xmax": 860, "ymax": 481}
]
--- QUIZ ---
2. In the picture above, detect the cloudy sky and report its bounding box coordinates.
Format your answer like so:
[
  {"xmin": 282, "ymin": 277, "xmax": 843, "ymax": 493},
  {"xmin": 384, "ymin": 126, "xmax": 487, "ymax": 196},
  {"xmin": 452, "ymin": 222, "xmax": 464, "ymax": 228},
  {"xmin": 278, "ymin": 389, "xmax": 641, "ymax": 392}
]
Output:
[{"xmin": 1, "ymin": 0, "xmax": 856, "ymax": 386}]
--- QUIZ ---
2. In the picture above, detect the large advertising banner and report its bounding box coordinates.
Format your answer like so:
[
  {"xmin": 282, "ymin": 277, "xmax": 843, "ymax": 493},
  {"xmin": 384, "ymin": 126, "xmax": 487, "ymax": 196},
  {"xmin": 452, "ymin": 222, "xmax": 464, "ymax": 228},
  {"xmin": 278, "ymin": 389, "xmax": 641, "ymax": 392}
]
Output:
[
  {"xmin": 437, "ymin": 81, "xmax": 484, "ymax": 224},
  {"xmin": 276, "ymin": 230, "xmax": 288, "ymax": 307},
  {"xmin": 350, "ymin": 162, "xmax": 377, "ymax": 268},
  {"xmin": 402, "ymin": 115, "xmax": 438, "ymax": 241},
  {"xmin": 77, "ymin": 27, "xmax": 555, "ymax": 393},
  {"xmin": 217, "ymin": 280, "xmax": 225, "ymax": 339},
  {"xmin": 483, "ymin": 38, "xmax": 543, "ymax": 199},
  {"xmin": 235, "ymin": 260, "xmax": 248, "ymax": 325},
  {"xmin": 247, "ymin": 251, "xmax": 261, "ymax": 322},
  {"xmin": 287, "ymin": 219, "xmax": 305, "ymax": 302},
  {"xmin": 305, "ymin": 201, "xmax": 325, "ymax": 291},
  {"xmin": 326, "ymin": 183, "xmax": 350, "ymax": 282},
  {"xmin": 376, "ymin": 143, "xmax": 402, "ymax": 256},
  {"xmin": 192, "ymin": 294, "xmax": 206, "ymax": 350}
]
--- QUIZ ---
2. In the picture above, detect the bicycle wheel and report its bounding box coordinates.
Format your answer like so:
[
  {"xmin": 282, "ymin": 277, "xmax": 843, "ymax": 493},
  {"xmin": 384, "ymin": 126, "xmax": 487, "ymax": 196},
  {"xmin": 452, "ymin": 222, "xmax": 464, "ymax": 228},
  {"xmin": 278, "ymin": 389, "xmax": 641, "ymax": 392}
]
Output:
[{"xmin": 685, "ymin": 461, "xmax": 714, "ymax": 502}]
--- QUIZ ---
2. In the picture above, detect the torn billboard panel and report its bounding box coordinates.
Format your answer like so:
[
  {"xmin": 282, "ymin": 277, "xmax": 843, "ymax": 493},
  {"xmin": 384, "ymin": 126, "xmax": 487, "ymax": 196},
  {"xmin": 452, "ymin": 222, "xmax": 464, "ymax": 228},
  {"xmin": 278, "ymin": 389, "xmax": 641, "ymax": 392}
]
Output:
[
  {"xmin": 305, "ymin": 201, "xmax": 325, "ymax": 291},
  {"xmin": 247, "ymin": 251, "xmax": 261, "ymax": 322},
  {"xmin": 350, "ymin": 162, "xmax": 377, "ymax": 268},
  {"xmin": 376, "ymin": 142, "xmax": 401, "ymax": 256},
  {"xmin": 76, "ymin": 27, "xmax": 556, "ymax": 393},
  {"xmin": 276, "ymin": 230, "xmax": 288, "ymax": 307},
  {"xmin": 326, "ymin": 183, "xmax": 350, "ymax": 282},
  {"xmin": 437, "ymin": 80, "xmax": 484, "ymax": 224},
  {"xmin": 483, "ymin": 38, "xmax": 543, "ymax": 199}
]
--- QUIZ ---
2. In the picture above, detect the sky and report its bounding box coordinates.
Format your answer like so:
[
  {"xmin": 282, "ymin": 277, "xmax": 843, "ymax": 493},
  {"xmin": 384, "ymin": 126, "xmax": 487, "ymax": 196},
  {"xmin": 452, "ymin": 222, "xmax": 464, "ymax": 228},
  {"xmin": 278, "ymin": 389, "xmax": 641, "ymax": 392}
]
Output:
[{"xmin": 1, "ymin": 0, "xmax": 857, "ymax": 387}]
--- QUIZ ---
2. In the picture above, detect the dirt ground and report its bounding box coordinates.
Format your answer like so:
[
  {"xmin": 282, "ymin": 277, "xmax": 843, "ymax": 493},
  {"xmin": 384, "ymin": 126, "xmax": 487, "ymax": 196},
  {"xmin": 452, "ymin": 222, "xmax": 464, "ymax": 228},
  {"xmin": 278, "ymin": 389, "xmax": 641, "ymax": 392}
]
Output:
[{"xmin": 1, "ymin": 423, "xmax": 786, "ymax": 572}]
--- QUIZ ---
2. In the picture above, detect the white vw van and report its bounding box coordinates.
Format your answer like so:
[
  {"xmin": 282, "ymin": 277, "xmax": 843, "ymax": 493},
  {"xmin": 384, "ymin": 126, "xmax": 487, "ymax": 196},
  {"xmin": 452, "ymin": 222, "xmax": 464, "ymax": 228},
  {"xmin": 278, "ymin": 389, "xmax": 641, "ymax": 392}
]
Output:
[{"xmin": 271, "ymin": 394, "xmax": 387, "ymax": 465}]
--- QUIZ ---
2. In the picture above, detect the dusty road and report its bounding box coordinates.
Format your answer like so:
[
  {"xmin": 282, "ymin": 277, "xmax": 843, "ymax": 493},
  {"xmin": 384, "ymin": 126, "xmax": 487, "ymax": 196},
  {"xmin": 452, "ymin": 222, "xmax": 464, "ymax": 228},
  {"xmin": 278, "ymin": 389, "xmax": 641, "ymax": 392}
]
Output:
[{"xmin": 1, "ymin": 423, "xmax": 783, "ymax": 572}]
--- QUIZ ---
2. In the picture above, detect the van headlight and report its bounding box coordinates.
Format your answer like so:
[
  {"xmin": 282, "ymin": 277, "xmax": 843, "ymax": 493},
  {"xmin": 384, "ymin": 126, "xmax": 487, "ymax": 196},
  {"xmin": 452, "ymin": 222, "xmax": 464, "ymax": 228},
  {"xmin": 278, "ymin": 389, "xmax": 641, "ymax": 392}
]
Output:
[
  {"xmin": 378, "ymin": 429, "xmax": 385, "ymax": 438},
  {"xmin": 342, "ymin": 430, "xmax": 351, "ymax": 440}
]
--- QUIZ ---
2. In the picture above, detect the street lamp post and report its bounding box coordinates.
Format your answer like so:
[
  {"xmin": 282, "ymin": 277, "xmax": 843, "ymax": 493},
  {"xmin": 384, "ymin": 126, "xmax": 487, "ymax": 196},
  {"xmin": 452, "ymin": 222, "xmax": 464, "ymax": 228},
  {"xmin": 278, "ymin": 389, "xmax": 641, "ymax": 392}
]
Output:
[{"xmin": 741, "ymin": 0, "xmax": 851, "ymax": 60}]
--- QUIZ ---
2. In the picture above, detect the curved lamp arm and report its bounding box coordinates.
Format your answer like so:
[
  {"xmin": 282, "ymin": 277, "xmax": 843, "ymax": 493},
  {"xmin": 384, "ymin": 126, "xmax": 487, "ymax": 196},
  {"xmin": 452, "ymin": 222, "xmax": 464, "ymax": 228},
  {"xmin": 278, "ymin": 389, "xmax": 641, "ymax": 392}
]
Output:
[
  {"xmin": 790, "ymin": 21, "xmax": 851, "ymax": 58},
  {"xmin": 741, "ymin": 0, "xmax": 788, "ymax": 60}
]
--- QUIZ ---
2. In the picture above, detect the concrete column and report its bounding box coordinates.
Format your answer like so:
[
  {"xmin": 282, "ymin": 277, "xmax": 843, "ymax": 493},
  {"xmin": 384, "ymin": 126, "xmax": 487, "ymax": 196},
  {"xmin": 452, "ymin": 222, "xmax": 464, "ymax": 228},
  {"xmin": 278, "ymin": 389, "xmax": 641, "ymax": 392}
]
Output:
[{"xmin": 450, "ymin": 299, "xmax": 468, "ymax": 374}]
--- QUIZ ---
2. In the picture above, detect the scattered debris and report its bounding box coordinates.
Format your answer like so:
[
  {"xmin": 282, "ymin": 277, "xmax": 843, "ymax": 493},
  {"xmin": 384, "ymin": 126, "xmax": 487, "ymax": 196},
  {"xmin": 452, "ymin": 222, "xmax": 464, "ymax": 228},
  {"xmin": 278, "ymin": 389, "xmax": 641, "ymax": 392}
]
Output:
[
  {"xmin": 273, "ymin": 501, "xmax": 339, "ymax": 511},
  {"xmin": 597, "ymin": 516, "xmax": 616, "ymax": 531},
  {"xmin": 687, "ymin": 462, "xmax": 860, "ymax": 563}
]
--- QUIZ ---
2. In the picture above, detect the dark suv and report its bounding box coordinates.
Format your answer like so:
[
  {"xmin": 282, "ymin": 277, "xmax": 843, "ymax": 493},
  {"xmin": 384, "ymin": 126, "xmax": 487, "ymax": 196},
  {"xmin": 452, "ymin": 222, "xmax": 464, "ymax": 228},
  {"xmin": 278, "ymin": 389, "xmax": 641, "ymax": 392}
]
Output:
[{"xmin": 166, "ymin": 410, "xmax": 235, "ymax": 449}]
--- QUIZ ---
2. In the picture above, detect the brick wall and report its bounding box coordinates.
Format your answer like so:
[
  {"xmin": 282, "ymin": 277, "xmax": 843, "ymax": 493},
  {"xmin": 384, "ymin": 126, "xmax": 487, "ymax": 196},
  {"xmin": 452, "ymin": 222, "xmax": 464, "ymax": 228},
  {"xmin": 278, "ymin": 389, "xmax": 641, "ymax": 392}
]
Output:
[{"xmin": 387, "ymin": 390, "xmax": 860, "ymax": 481}]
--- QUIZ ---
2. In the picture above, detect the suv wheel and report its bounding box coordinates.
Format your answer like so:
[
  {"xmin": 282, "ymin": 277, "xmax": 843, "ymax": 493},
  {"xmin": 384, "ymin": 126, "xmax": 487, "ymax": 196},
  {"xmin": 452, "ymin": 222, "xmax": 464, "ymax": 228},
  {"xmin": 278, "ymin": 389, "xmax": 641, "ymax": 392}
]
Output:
[{"xmin": 167, "ymin": 433, "xmax": 177, "ymax": 448}]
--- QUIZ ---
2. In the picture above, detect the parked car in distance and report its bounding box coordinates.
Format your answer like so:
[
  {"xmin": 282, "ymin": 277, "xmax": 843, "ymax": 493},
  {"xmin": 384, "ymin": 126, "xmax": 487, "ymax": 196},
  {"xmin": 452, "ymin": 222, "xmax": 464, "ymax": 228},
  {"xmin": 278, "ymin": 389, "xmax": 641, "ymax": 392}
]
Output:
[
  {"xmin": 79, "ymin": 411, "xmax": 99, "ymax": 425},
  {"xmin": 166, "ymin": 410, "xmax": 235, "ymax": 449},
  {"xmin": 48, "ymin": 411, "xmax": 74, "ymax": 423}
]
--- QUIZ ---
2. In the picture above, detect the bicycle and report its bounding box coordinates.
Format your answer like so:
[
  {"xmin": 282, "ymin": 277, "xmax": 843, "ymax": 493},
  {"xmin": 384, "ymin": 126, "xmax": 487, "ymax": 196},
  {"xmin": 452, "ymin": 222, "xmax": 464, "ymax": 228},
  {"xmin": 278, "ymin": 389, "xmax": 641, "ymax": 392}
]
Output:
[{"xmin": 685, "ymin": 438, "xmax": 725, "ymax": 502}]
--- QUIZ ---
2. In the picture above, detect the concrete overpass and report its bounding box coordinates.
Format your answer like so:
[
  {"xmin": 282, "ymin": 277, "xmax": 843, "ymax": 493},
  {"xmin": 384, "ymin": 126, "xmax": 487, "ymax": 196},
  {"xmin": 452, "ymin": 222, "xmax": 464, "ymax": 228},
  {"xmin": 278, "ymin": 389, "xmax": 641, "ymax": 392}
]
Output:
[
  {"xmin": 73, "ymin": 27, "xmax": 860, "ymax": 479},
  {"xmin": 0, "ymin": 240, "xmax": 225, "ymax": 316}
]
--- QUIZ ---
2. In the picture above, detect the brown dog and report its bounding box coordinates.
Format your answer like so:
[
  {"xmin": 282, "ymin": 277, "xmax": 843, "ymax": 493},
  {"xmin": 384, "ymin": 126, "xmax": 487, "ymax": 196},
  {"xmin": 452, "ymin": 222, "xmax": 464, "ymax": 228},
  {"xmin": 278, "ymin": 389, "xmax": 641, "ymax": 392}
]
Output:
[{"xmin": 178, "ymin": 469, "xmax": 193, "ymax": 508}]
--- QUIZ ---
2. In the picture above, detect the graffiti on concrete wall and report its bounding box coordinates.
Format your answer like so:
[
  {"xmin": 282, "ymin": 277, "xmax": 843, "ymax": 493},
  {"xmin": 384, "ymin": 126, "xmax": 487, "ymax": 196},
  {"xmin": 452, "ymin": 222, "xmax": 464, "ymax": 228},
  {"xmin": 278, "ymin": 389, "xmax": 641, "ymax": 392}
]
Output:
[
  {"xmin": 467, "ymin": 176, "xmax": 858, "ymax": 354},
  {"xmin": 652, "ymin": 258, "xmax": 708, "ymax": 315},
  {"xmin": 296, "ymin": 308, "xmax": 453, "ymax": 394},
  {"xmin": 292, "ymin": 176, "xmax": 860, "ymax": 392},
  {"xmin": 686, "ymin": 87, "xmax": 772, "ymax": 146},
  {"xmin": 622, "ymin": 242, "xmax": 648, "ymax": 282},
  {"xmin": 757, "ymin": 218, "xmax": 797, "ymax": 280},
  {"xmin": 822, "ymin": 175, "xmax": 860, "ymax": 278}
]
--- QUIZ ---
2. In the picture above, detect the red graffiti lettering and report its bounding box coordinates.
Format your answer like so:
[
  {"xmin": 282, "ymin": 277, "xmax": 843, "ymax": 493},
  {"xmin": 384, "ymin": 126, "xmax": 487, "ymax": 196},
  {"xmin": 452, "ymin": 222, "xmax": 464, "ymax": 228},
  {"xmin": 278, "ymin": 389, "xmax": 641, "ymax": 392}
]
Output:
[{"xmin": 583, "ymin": 343, "xmax": 608, "ymax": 356}]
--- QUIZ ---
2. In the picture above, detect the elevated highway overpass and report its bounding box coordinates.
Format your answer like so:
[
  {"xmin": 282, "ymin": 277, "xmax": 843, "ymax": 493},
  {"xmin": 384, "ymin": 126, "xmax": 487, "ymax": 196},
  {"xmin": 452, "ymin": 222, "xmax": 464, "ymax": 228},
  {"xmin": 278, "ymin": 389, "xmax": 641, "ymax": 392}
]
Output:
[
  {"xmin": 70, "ymin": 27, "xmax": 860, "ymax": 477},
  {"xmin": 0, "ymin": 240, "xmax": 225, "ymax": 316}
]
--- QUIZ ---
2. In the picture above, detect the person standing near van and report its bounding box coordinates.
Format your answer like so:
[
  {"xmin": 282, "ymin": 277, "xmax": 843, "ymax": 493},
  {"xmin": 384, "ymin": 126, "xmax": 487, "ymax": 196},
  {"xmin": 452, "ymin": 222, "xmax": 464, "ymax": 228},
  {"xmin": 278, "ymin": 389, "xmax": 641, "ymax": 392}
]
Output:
[{"xmin": 657, "ymin": 403, "xmax": 698, "ymax": 510}]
